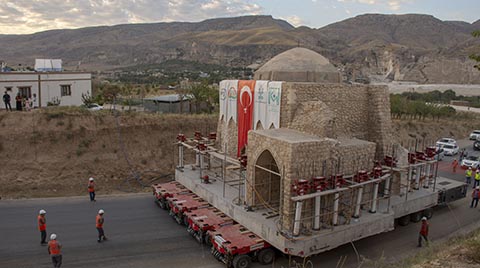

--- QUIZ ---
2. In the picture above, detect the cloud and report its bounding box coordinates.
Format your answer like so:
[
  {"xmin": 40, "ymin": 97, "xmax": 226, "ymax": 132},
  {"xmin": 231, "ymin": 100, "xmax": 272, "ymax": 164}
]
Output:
[
  {"xmin": 337, "ymin": 0, "xmax": 411, "ymax": 10},
  {"xmin": 280, "ymin": 15, "xmax": 305, "ymax": 27},
  {"xmin": 0, "ymin": 0, "xmax": 263, "ymax": 34}
]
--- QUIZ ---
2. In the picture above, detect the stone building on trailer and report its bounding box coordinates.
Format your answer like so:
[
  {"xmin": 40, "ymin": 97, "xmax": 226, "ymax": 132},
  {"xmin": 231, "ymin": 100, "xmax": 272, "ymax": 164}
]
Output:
[{"xmin": 216, "ymin": 47, "xmax": 392, "ymax": 230}]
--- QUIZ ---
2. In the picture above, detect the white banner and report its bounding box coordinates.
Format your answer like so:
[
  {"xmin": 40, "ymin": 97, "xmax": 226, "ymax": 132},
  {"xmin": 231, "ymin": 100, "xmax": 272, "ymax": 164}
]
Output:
[
  {"xmin": 266, "ymin": 81, "xmax": 282, "ymax": 129},
  {"xmin": 253, "ymin": 80, "xmax": 269, "ymax": 130},
  {"xmin": 226, "ymin": 80, "xmax": 238, "ymax": 123},
  {"xmin": 219, "ymin": 80, "xmax": 228, "ymax": 122}
]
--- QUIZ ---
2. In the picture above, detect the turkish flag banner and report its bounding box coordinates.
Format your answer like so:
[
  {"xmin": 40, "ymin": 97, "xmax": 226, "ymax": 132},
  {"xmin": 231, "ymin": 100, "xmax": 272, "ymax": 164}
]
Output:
[{"xmin": 237, "ymin": 80, "xmax": 256, "ymax": 157}]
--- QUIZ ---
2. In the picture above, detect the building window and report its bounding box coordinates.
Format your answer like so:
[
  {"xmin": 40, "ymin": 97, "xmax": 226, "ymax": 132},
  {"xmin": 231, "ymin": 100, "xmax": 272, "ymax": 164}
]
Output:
[
  {"xmin": 60, "ymin": 85, "xmax": 71, "ymax": 96},
  {"xmin": 18, "ymin": 87, "xmax": 31, "ymax": 98},
  {"xmin": 5, "ymin": 87, "xmax": 12, "ymax": 92}
]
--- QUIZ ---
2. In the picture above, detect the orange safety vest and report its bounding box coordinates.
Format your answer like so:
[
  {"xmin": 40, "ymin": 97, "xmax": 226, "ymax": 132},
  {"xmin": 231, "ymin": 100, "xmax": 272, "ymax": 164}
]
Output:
[
  {"xmin": 48, "ymin": 240, "xmax": 61, "ymax": 255},
  {"xmin": 88, "ymin": 181, "xmax": 95, "ymax": 193},
  {"xmin": 96, "ymin": 215, "xmax": 104, "ymax": 228},
  {"xmin": 38, "ymin": 215, "xmax": 46, "ymax": 231}
]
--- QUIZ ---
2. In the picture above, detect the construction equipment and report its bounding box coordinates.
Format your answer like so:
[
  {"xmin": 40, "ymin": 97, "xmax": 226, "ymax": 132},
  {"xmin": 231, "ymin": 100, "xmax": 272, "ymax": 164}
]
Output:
[
  {"xmin": 184, "ymin": 206, "xmax": 233, "ymax": 244},
  {"xmin": 209, "ymin": 224, "xmax": 274, "ymax": 268},
  {"xmin": 151, "ymin": 181, "xmax": 189, "ymax": 209},
  {"xmin": 167, "ymin": 193, "xmax": 210, "ymax": 225}
]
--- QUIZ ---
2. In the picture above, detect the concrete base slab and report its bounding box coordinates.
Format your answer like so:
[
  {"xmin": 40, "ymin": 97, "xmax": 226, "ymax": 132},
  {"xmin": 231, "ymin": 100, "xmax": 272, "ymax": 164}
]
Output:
[{"xmin": 176, "ymin": 166, "xmax": 396, "ymax": 257}]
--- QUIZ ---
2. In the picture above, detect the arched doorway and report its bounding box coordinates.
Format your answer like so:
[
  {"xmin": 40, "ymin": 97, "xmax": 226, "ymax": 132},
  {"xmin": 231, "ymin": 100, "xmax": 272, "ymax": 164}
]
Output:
[{"xmin": 254, "ymin": 150, "xmax": 281, "ymax": 209}]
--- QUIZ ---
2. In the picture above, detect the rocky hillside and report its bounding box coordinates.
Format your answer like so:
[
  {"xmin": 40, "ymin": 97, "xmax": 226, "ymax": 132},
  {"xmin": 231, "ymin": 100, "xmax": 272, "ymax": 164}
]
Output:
[
  {"xmin": 0, "ymin": 109, "xmax": 217, "ymax": 199},
  {"xmin": 0, "ymin": 14, "xmax": 479, "ymax": 83},
  {"xmin": 1, "ymin": 108, "xmax": 479, "ymax": 199}
]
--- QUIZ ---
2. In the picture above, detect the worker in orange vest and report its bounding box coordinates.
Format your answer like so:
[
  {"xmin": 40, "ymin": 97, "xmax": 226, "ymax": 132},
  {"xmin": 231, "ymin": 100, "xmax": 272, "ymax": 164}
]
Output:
[
  {"xmin": 96, "ymin": 209, "xmax": 107, "ymax": 242},
  {"xmin": 47, "ymin": 233, "xmax": 62, "ymax": 268},
  {"xmin": 88, "ymin": 177, "xmax": 96, "ymax": 202},
  {"xmin": 452, "ymin": 159, "xmax": 458, "ymax": 173},
  {"xmin": 418, "ymin": 217, "xmax": 429, "ymax": 247},
  {"xmin": 38, "ymin": 209, "xmax": 47, "ymax": 245}
]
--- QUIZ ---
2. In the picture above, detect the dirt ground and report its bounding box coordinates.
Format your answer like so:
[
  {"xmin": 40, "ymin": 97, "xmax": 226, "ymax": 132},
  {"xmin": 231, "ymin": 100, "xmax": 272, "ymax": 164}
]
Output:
[
  {"xmin": 0, "ymin": 108, "xmax": 479, "ymax": 199},
  {"xmin": 0, "ymin": 108, "xmax": 216, "ymax": 199}
]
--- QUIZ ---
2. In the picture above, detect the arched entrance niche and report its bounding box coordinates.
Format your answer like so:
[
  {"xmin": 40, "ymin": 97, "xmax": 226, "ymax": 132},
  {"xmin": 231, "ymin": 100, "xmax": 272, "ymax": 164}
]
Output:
[{"xmin": 254, "ymin": 150, "xmax": 281, "ymax": 209}]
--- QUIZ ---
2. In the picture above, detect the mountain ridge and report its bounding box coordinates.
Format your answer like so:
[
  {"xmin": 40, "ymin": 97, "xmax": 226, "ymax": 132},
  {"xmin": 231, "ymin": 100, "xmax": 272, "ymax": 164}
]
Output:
[{"xmin": 1, "ymin": 14, "xmax": 479, "ymax": 83}]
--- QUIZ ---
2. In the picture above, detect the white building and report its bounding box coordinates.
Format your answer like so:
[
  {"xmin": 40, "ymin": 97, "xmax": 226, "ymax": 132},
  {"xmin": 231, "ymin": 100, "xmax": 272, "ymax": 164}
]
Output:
[{"xmin": 0, "ymin": 72, "xmax": 92, "ymax": 108}]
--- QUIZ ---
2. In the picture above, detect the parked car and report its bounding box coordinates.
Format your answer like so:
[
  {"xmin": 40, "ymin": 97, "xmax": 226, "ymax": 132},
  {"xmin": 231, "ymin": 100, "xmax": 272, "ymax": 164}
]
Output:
[
  {"xmin": 474, "ymin": 140, "xmax": 480, "ymax": 151},
  {"xmin": 435, "ymin": 148, "xmax": 445, "ymax": 161},
  {"xmin": 436, "ymin": 138, "xmax": 457, "ymax": 148},
  {"xmin": 470, "ymin": 130, "xmax": 480, "ymax": 140},
  {"xmin": 442, "ymin": 144, "xmax": 459, "ymax": 156},
  {"xmin": 461, "ymin": 155, "xmax": 480, "ymax": 169},
  {"xmin": 87, "ymin": 103, "xmax": 103, "ymax": 111}
]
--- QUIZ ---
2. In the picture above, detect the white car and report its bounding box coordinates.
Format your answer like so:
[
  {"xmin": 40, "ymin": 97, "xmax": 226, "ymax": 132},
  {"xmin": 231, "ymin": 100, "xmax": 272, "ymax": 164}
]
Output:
[
  {"xmin": 436, "ymin": 138, "xmax": 457, "ymax": 148},
  {"xmin": 442, "ymin": 144, "xmax": 459, "ymax": 156},
  {"xmin": 435, "ymin": 148, "xmax": 445, "ymax": 161},
  {"xmin": 87, "ymin": 103, "xmax": 103, "ymax": 111},
  {"xmin": 471, "ymin": 130, "xmax": 480, "ymax": 140},
  {"xmin": 461, "ymin": 155, "xmax": 480, "ymax": 169}
]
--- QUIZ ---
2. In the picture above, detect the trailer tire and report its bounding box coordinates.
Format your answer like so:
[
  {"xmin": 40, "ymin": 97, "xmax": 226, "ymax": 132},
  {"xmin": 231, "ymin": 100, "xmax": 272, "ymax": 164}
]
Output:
[
  {"xmin": 257, "ymin": 248, "xmax": 275, "ymax": 265},
  {"xmin": 159, "ymin": 200, "xmax": 167, "ymax": 209},
  {"xmin": 398, "ymin": 215, "xmax": 410, "ymax": 226},
  {"xmin": 410, "ymin": 211, "xmax": 422, "ymax": 222},
  {"xmin": 204, "ymin": 233, "xmax": 212, "ymax": 247},
  {"xmin": 232, "ymin": 254, "xmax": 251, "ymax": 268},
  {"xmin": 422, "ymin": 208, "xmax": 433, "ymax": 219}
]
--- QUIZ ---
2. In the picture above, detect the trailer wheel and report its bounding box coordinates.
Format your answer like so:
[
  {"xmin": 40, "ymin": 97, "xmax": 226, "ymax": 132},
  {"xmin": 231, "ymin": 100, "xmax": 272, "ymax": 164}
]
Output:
[
  {"xmin": 257, "ymin": 248, "xmax": 275, "ymax": 265},
  {"xmin": 397, "ymin": 215, "xmax": 410, "ymax": 226},
  {"xmin": 422, "ymin": 208, "xmax": 433, "ymax": 219},
  {"xmin": 232, "ymin": 254, "xmax": 251, "ymax": 268},
  {"xmin": 159, "ymin": 200, "xmax": 167, "ymax": 209},
  {"xmin": 410, "ymin": 211, "xmax": 422, "ymax": 222},
  {"xmin": 204, "ymin": 233, "xmax": 212, "ymax": 247}
]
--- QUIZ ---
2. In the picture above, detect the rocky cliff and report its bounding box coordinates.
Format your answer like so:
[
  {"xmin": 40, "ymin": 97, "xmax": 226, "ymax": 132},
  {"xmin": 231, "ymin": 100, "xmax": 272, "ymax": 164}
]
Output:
[{"xmin": 0, "ymin": 14, "xmax": 479, "ymax": 84}]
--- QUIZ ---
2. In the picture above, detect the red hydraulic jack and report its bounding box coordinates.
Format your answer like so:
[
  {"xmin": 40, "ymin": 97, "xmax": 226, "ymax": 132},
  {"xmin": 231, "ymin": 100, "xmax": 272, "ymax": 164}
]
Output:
[
  {"xmin": 151, "ymin": 181, "xmax": 190, "ymax": 209},
  {"xmin": 209, "ymin": 224, "xmax": 275, "ymax": 268},
  {"xmin": 167, "ymin": 193, "xmax": 210, "ymax": 225},
  {"xmin": 184, "ymin": 206, "xmax": 234, "ymax": 245}
]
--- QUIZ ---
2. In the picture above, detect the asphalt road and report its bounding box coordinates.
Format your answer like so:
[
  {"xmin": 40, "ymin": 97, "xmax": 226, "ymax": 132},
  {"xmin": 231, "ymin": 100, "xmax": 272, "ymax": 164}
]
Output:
[{"xmin": 1, "ymin": 139, "xmax": 479, "ymax": 268}]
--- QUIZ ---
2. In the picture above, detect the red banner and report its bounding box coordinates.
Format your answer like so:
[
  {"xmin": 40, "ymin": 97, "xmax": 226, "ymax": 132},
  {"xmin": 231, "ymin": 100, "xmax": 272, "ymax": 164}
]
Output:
[{"xmin": 237, "ymin": 80, "xmax": 256, "ymax": 157}]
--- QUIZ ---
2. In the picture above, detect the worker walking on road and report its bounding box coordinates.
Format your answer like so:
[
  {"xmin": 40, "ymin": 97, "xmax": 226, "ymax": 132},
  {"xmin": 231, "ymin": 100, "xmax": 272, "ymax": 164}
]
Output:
[
  {"xmin": 38, "ymin": 209, "xmax": 47, "ymax": 245},
  {"xmin": 418, "ymin": 217, "xmax": 429, "ymax": 247},
  {"xmin": 96, "ymin": 209, "xmax": 107, "ymax": 242},
  {"xmin": 452, "ymin": 159, "xmax": 458, "ymax": 173},
  {"xmin": 474, "ymin": 171, "xmax": 480, "ymax": 189},
  {"xmin": 471, "ymin": 186, "xmax": 480, "ymax": 208},
  {"xmin": 466, "ymin": 167, "xmax": 473, "ymax": 185},
  {"xmin": 88, "ymin": 177, "xmax": 96, "ymax": 202},
  {"xmin": 48, "ymin": 234, "xmax": 62, "ymax": 268}
]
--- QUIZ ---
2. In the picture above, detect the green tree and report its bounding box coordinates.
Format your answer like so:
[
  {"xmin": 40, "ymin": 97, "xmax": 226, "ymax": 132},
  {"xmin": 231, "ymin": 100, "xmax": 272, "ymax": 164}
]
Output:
[
  {"xmin": 470, "ymin": 30, "xmax": 480, "ymax": 71},
  {"xmin": 187, "ymin": 82, "xmax": 218, "ymax": 113}
]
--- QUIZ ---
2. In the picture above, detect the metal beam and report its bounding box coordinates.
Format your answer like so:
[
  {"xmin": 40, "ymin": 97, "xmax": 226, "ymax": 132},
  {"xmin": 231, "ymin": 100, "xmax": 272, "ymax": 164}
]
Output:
[{"xmin": 291, "ymin": 174, "xmax": 390, "ymax": 202}]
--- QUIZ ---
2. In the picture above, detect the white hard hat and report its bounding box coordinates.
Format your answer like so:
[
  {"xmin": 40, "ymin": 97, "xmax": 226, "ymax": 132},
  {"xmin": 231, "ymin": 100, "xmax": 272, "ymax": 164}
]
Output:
[
  {"xmin": 421, "ymin": 216, "xmax": 427, "ymax": 221},
  {"xmin": 98, "ymin": 209, "xmax": 104, "ymax": 214},
  {"xmin": 50, "ymin": 234, "xmax": 57, "ymax": 240},
  {"xmin": 39, "ymin": 209, "xmax": 46, "ymax": 215},
  {"xmin": 89, "ymin": 177, "xmax": 94, "ymax": 181}
]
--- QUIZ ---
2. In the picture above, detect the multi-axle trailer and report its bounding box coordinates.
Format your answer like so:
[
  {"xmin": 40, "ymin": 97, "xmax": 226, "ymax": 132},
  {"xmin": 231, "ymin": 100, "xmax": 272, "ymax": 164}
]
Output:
[{"xmin": 151, "ymin": 132, "xmax": 466, "ymax": 268}]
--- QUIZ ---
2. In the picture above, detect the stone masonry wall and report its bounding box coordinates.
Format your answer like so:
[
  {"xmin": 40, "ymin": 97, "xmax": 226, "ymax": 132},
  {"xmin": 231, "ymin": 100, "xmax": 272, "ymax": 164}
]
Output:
[
  {"xmin": 217, "ymin": 82, "xmax": 391, "ymax": 161},
  {"xmin": 247, "ymin": 130, "xmax": 337, "ymax": 231}
]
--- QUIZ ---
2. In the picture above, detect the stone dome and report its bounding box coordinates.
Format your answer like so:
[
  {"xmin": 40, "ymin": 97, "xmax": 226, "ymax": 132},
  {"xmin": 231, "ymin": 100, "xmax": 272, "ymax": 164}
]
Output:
[{"xmin": 254, "ymin": 47, "xmax": 341, "ymax": 83}]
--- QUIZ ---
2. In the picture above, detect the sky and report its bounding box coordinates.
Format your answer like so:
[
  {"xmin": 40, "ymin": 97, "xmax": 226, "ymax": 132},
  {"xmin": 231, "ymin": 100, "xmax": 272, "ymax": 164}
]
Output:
[{"xmin": 0, "ymin": 0, "xmax": 478, "ymax": 34}]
